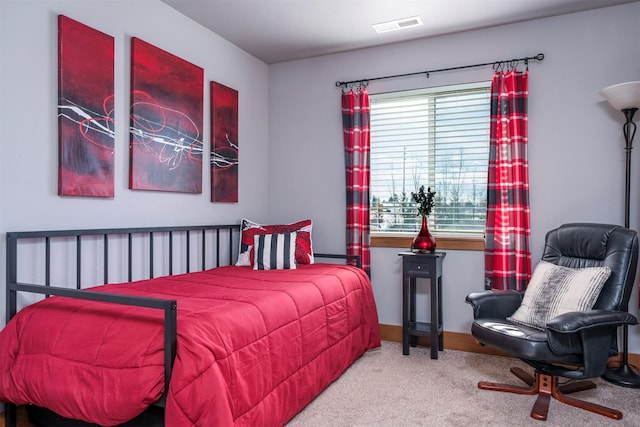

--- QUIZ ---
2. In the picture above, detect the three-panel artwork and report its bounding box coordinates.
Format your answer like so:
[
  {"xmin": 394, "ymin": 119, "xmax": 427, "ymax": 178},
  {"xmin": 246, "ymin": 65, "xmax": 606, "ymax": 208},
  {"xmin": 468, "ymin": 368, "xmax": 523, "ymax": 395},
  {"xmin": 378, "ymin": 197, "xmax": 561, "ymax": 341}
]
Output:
[{"xmin": 57, "ymin": 15, "xmax": 238, "ymax": 201}]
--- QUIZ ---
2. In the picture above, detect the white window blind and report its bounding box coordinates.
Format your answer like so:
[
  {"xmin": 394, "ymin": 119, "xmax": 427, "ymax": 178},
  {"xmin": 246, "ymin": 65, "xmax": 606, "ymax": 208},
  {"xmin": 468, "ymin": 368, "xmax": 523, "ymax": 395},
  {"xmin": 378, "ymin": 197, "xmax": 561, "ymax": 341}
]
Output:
[{"xmin": 369, "ymin": 82, "xmax": 491, "ymax": 235}]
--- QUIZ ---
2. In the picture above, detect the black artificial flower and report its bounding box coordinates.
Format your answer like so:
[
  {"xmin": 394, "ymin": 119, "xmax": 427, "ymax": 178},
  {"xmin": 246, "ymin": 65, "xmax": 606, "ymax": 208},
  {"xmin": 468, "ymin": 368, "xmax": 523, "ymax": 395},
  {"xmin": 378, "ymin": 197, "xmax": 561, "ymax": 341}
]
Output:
[{"xmin": 411, "ymin": 185, "xmax": 436, "ymax": 217}]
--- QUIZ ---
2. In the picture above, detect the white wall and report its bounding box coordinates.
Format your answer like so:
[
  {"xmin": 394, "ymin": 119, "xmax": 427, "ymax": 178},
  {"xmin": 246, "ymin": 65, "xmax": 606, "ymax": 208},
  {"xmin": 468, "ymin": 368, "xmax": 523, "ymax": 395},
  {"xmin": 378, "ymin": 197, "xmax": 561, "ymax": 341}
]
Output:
[
  {"xmin": 0, "ymin": 0, "xmax": 270, "ymax": 326},
  {"xmin": 268, "ymin": 3, "xmax": 640, "ymax": 352}
]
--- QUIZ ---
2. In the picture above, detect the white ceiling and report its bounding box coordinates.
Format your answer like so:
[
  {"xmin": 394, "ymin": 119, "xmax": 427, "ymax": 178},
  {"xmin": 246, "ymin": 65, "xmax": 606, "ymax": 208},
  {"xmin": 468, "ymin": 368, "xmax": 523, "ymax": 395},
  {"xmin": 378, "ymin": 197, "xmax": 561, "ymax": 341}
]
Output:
[{"xmin": 162, "ymin": 0, "xmax": 637, "ymax": 64}]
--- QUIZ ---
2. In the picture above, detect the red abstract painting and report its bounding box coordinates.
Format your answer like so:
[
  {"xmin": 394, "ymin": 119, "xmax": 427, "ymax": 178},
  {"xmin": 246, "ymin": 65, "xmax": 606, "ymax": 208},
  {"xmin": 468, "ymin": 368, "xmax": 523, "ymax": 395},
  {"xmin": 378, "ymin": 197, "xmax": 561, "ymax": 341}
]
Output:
[
  {"xmin": 210, "ymin": 82, "xmax": 239, "ymax": 202},
  {"xmin": 58, "ymin": 15, "xmax": 115, "ymax": 197},
  {"xmin": 129, "ymin": 38, "xmax": 204, "ymax": 193}
]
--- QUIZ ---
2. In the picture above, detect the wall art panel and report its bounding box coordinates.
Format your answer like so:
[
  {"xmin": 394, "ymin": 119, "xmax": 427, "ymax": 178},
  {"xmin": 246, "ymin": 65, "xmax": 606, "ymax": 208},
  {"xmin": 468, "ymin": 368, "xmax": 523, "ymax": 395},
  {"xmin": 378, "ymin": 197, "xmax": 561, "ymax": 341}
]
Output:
[
  {"xmin": 129, "ymin": 38, "xmax": 203, "ymax": 193},
  {"xmin": 210, "ymin": 81, "xmax": 239, "ymax": 202},
  {"xmin": 58, "ymin": 15, "xmax": 115, "ymax": 197}
]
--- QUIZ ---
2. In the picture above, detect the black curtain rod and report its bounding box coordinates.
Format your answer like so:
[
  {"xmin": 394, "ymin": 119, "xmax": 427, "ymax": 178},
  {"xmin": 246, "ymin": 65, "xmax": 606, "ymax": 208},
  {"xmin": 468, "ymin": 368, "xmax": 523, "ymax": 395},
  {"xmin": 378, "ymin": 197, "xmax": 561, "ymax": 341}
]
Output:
[{"xmin": 335, "ymin": 52, "xmax": 544, "ymax": 88}]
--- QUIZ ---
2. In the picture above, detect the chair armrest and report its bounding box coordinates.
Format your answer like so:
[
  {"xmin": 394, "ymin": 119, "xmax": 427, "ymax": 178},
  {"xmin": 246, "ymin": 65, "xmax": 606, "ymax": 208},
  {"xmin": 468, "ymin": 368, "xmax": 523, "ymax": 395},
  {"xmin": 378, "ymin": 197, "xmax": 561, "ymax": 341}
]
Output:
[
  {"xmin": 545, "ymin": 310, "xmax": 638, "ymax": 377},
  {"xmin": 465, "ymin": 290, "xmax": 524, "ymax": 320},
  {"xmin": 546, "ymin": 309, "xmax": 638, "ymax": 334}
]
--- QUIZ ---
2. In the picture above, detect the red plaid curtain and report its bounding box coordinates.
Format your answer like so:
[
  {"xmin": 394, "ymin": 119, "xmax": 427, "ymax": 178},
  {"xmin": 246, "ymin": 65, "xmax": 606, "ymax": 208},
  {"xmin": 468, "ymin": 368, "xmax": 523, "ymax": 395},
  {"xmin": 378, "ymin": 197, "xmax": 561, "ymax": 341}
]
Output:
[
  {"xmin": 484, "ymin": 70, "xmax": 532, "ymax": 291},
  {"xmin": 342, "ymin": 88, "xmax": 371, "ymax": 274}
]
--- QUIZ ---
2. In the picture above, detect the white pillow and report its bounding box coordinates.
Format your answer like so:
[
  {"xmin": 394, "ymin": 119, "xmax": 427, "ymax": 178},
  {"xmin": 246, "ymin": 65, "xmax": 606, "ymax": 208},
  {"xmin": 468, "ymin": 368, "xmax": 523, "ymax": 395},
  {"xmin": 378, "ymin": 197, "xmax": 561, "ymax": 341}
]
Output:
[
  {"xmin": 507, "ymin": 260, "xmax": 611, "ymax": 330},
  {"xmin": 253, "ymin": 232, "xmax": 297, "ymax": 270}
]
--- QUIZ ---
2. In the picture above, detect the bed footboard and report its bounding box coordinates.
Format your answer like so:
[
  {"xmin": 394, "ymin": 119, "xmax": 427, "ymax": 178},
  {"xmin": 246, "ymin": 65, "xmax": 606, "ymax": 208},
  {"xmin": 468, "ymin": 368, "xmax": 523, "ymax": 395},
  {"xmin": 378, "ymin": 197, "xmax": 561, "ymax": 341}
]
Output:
[
  {"xmin": 4, "ymin": 224, "xmax": 240, "ymax": 427},
  {"xmin": 8, "ymin": 283, "xmax": 177, "ymax": 395}
]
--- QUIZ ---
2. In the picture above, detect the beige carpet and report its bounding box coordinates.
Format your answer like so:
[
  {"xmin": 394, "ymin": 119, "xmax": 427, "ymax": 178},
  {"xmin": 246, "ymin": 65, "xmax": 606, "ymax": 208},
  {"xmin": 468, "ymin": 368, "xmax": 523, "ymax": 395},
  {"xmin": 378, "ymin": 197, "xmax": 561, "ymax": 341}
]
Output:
[{"xmin": 287, "ymin": 341, "xmax": 640, "ymax": 427}]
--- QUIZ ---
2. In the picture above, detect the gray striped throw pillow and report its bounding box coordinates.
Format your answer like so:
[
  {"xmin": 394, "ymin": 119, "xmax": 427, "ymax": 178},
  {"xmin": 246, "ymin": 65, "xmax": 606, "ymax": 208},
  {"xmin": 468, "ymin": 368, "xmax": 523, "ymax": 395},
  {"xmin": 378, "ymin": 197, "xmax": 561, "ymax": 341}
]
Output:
[{"xmin": 507, "ymin": 260, "xmax": 611, "ymax": 330}]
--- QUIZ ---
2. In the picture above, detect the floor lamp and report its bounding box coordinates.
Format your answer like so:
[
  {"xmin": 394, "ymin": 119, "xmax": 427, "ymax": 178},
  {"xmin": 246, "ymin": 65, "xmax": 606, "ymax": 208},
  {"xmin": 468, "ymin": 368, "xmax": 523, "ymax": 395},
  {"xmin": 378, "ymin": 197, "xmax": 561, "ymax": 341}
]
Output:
[{"xmin": 599, "ymin": 80, "xmax": 640, "ymax": 388}]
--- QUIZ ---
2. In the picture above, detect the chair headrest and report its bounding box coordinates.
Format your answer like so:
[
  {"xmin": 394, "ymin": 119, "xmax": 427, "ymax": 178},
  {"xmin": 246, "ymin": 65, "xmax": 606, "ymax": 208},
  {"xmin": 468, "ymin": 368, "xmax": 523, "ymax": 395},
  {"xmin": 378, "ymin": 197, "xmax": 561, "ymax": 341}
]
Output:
[{"xmin": 541, "ymin": 223, "xmax": 638, "ymax": 311}]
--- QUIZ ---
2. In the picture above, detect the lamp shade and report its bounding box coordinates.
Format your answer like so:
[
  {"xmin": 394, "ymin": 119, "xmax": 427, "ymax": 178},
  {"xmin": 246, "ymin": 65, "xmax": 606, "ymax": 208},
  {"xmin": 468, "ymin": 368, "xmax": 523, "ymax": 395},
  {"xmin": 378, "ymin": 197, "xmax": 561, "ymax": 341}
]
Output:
[{"xmin": 599, "ymin": 81, "xmax": 640, "ymax": 111}]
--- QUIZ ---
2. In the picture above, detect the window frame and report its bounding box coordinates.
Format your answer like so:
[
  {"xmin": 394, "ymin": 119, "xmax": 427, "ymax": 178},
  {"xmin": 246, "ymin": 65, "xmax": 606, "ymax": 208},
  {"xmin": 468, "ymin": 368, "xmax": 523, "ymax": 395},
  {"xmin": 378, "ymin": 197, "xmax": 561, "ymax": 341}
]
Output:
[{"xmin": 368, "ymin": 81, "xmax": 490, "ymax": 251}]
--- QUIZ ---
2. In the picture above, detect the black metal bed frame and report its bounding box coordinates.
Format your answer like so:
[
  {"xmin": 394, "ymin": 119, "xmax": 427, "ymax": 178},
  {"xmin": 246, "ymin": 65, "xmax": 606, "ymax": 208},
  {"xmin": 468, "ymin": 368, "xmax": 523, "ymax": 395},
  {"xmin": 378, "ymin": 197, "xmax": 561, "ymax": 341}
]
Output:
[{"xmin": 3, "ymin": 224, "xmax": 361, "ymax": 427}]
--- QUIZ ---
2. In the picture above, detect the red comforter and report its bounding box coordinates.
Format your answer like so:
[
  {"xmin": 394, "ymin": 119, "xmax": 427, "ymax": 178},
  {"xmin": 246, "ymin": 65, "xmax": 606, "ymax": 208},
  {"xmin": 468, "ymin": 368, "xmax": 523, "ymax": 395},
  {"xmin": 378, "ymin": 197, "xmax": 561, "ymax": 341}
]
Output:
[{"xmin": 0, "ymin": 264, "xmax": 380, "ymax": 426}]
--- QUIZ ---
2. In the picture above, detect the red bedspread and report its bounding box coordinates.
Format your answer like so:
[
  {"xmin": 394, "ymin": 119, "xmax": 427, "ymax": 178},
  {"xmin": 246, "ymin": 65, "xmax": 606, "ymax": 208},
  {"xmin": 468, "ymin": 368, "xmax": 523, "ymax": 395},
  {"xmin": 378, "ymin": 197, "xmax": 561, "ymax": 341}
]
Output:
[{"xmin": 0, "ymin": 264, "xmax": 380, "ymax": 426}]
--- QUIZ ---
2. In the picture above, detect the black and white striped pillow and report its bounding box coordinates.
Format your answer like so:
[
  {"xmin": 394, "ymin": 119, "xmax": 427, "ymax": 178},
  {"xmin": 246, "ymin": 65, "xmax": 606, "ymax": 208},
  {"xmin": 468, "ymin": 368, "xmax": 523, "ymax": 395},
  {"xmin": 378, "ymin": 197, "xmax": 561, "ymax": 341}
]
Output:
[
  {"xmin": 253, "ymin": 232, "xmax": 297, "ymax": 270},
  {"xmin": 507, "ymin": 260, "xmax": 611, "ymax": 330}
]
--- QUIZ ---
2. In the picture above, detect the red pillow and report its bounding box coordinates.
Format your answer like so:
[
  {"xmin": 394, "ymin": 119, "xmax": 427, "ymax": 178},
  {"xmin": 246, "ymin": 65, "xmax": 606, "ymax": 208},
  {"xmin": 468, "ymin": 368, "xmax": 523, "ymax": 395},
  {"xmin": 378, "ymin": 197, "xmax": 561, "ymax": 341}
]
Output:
[{"xmin": 235, "ymin": 218, "xmax": 313, "ymax": 266}]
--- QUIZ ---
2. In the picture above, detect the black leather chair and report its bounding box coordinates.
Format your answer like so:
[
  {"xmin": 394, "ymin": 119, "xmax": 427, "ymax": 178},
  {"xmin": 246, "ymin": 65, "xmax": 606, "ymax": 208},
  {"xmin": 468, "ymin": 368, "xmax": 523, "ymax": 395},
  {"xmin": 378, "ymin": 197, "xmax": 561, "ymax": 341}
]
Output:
[{"xmin": 466, "ymin": 223, "xmax": 639, "ymax": 421}]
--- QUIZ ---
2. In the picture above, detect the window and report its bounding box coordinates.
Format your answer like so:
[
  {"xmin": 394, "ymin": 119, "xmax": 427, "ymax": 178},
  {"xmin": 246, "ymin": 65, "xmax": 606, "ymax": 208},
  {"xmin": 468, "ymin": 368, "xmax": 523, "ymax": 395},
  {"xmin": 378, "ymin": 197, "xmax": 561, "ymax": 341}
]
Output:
[{"xmin": 369, "ymin": 82, "xmax": 491, "ymax": 239}]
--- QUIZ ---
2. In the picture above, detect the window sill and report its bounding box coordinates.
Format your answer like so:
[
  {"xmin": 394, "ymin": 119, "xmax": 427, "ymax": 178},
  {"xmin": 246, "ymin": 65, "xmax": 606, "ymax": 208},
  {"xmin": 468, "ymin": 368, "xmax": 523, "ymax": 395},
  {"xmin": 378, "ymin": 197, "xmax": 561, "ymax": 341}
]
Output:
[{"xmin": 371, "ymin": 235, "xmax": 484, "ymax": 251}]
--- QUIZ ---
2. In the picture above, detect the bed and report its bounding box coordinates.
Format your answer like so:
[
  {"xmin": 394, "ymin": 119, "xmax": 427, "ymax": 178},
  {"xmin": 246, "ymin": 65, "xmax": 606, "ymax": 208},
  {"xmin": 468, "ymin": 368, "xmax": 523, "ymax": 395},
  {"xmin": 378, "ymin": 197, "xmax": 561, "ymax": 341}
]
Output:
[{"xmin": 0, "ymin": 223, "xmax": 380, "ymax": 426}]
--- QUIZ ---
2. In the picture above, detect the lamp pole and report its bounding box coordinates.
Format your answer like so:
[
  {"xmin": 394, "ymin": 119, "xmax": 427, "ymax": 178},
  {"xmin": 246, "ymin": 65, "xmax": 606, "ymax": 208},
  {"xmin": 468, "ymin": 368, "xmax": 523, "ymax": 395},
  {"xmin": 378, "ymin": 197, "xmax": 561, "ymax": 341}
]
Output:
[
  {"xmin": 599, "ymin": 81, "xmax": 640, "ymax": 388},
  {"xmin": 601, "ymin": 107, "xmax": 640, "ymax": 388},
  {"xmin": 623, "ymin": 108, "xmax": 636, "ymax": 229}
]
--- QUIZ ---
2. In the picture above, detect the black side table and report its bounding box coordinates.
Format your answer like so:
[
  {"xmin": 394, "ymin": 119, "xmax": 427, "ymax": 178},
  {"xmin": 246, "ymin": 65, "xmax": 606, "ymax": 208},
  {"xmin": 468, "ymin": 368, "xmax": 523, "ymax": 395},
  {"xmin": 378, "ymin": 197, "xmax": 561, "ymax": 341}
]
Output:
[{"xmin": 399, "ymin": 251, "xmax": 446, "ymax": 359}]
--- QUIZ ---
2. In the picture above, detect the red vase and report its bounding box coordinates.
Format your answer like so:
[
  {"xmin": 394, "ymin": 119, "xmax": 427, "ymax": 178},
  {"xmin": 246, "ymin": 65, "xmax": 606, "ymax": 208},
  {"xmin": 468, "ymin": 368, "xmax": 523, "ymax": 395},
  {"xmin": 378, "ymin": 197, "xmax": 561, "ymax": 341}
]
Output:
[{"xmin": 412, "ymin": 216, "xmax": 436, "ymax": 253}]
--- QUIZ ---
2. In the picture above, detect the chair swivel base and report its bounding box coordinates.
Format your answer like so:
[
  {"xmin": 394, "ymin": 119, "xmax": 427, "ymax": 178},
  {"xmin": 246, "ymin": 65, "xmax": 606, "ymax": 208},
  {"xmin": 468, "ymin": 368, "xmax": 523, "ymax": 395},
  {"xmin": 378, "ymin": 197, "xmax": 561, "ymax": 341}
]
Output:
[{"xmin": 478, "ymin": 367, "xmax": 623, "ymax": 421}]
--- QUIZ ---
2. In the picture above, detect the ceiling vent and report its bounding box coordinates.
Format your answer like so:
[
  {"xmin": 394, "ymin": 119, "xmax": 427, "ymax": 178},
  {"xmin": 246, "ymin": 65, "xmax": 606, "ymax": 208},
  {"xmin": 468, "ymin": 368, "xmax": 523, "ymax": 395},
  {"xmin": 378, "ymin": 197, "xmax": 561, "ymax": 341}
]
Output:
[{"xmin": 373, "ymin": 16, "xmax": 423, "ymax": 33}]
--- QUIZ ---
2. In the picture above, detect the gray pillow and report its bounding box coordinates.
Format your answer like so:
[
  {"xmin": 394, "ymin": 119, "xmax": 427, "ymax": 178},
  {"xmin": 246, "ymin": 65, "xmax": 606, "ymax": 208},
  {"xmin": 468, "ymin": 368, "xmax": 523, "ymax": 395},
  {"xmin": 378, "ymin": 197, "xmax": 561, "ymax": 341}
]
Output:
[{"xmin": 507, "ymin": 260, "xmax": 611, "ymax": 330}]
